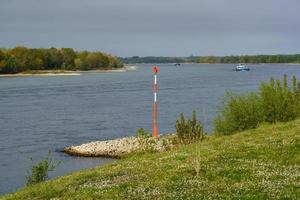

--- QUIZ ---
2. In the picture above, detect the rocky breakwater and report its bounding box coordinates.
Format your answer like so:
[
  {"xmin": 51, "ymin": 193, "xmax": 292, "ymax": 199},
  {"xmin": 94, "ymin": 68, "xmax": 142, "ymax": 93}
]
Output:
[{"xmin": 63, "ymin": 135, "xmax": 174, "ymax": 158}]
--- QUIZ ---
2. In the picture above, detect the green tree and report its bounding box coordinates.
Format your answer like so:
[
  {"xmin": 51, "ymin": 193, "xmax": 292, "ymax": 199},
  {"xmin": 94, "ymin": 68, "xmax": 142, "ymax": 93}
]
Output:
[
  {"xmin": 10, "ymin": 46, "xmax": 29, "ymax": 72},
  {"xmin": 47, "ymin": 48, "xmax": 63, "ymax": 69},
  {"xmin": 0, "ymin": 46, "xmax": 123, "ymax": 73},
  {"xmin": 1, "ymin": 55, "xmax": 18, "ymax": 74},
  {"xmin": 86, "ymin": 53, "xmax": 98, "ymax": 68},
  {"xmin": 0, "ymin": 50, "xmax": 4, "ymax": 61},
  {"xmin": 61, "ymin": 48, "xmax": 76, "ymax": 70}
]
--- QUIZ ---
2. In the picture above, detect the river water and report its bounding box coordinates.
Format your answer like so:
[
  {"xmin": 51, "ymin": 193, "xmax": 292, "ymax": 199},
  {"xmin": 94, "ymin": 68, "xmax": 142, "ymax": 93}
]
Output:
[{"xmin": 0, "ymin": 63, "xmax": 299, "ymax": 195}]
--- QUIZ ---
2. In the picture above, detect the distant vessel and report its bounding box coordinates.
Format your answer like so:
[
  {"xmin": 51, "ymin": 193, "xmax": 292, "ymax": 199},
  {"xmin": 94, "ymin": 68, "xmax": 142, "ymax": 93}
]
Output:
[
  {"xmin": 124, "ymin": 65, "xmax": 137, "ymax": 71},
  {"xmin": 234, "ymin": 63, "xmax": 250, "ymax": 71},
  {"xmin": 174, "ymin": 63, "xmax": 181, "ymax": 66}
]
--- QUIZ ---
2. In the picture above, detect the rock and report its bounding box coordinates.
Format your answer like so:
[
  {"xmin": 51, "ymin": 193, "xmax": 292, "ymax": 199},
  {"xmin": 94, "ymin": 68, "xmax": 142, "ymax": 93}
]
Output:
[{"xmin": 62, "ymin": 135, "xmax": 174, "ymax": 158}]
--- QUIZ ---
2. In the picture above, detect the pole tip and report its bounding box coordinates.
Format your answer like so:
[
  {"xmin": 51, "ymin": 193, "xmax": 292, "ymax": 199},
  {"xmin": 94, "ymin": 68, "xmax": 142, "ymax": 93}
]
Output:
[{"xmin": 153, "ymin": 66, "xmax": 159, "ymax": 74}]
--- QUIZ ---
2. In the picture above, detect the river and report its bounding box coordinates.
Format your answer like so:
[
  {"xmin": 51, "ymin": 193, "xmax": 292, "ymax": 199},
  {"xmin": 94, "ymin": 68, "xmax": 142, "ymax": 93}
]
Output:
[{"xmin": 0, "ymin": 63, "xmax": 299, "ymax": 195}]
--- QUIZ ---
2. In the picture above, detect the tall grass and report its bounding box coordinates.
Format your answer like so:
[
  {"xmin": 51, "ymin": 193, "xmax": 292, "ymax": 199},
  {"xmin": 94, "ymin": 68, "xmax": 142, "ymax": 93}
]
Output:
[
  {"xmin": 214, "ymin": 75, "xmax": 300, "ymax": 135},
  {"xmin": 26, "ymin": 150, "xmax": 60, "ymax": 186},
  {"xmin": 175, "ymin": 111, "xmax": 205, "ymax": 144}
]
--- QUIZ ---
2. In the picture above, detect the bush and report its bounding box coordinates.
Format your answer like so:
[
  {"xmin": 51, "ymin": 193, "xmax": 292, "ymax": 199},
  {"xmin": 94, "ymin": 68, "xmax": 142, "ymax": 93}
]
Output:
[
  {"xmin": 260, "ymin": 75, "xmax": 300, "ymax": 123},
  {"xmin": 26, "ymin": 150, "xmax": 60, "ymax": 186},
  {"xmin": 214, "ymin": 75, "xmax": 300, "ymax": 135},
  {"xmin": 214, "ymin": 92, "xmax": 263, "ymax": 135},
  {"xmin": 175, "ymin": 111, "xmax": 205, "ymax": 144},
  {"xmin": 136, "ymin": 128, "xmax": 151, "ymax": 138}
]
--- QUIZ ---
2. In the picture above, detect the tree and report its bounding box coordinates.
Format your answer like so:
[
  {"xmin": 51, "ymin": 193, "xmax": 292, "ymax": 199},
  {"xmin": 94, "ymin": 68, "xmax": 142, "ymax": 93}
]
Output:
[
  {"xmin": 0, "ymin": 50, "xmax": 4, "ymax": 61},
  {"xmin": 46, "ymin": 48, "xmax": 63, "ymax": 69},
  {"xmin": 86, "ymin": 52, "xmax": 106, "ymax": 69},
  {"xmin": 108, "ymin": 55, "xmax": 123, "ymax": 68},
  {"xmin": 61, "ymin": 48, "xmax": 76, "ymax": 70},
  {"xmin": 10, "ymin": 46, "xmax": 29, "ymax": 72},
  {"xmin": 0, "ymin": 60, "xmax": 5, "ymax": 73},
  {"xmin": 1, "ymin": 55, "xmax": 18, "ymax": 74},
  {"xmin": 0, "ymin": 47, "xmax": 125, "ymax": 73}
]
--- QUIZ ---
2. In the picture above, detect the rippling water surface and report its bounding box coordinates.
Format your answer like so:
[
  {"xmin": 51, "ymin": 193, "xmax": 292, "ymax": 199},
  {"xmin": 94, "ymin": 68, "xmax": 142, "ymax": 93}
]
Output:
[{"xmin": 0, "ymin": 64, "xmax": 299, "ymax": 195}]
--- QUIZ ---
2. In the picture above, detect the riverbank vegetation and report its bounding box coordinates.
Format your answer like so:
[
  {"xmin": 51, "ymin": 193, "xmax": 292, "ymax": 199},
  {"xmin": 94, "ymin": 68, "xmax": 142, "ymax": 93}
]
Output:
[
  {"xmin": 2, "ymin": 118, "xmax": 299, "ymax": 199},
  {"xmin": 121, "ymin": 54, "xmax": 300, "ymax": 64},
  {"xmin": 0, "ymin": 46, "xmax": 123, "ymax": 74},
  {"xmin": 214, "ymin": 75, "xmax": 300, "ymax": 135},
  {"xmin": 26, "ymin": 150, "xmax": 60, "ymax": 186},
  {"xmin": 197, "ymin": 54, "xmax": 300, "ymax": 64},
  {"xmin": 175, "ymin": 111, "xmax": 205, "ymax": 144}
]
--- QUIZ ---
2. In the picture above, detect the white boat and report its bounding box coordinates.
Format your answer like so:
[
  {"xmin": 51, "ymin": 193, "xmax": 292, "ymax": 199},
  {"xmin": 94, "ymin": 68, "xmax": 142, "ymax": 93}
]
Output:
[{"xmin": 235, "ymin": 63, "xmax": 250, "ymax": 71}]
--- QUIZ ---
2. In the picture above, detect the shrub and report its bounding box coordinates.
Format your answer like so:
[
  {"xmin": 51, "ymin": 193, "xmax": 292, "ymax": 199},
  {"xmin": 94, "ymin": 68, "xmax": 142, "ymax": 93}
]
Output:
[
  {"xmin": 26, "ymin": 150, "xmax": 60, "ymax": 186},
  {"xmin": 214, "ymin": 92, "xmax": 263, "ymax": 135},
  {"xmin": 175, "ymin": 111, "xmax": 205, "ymax": 144},
  {"xmin": 260, "ymin": 75, "xmax": 300, "ymax": 123},
  {"xmin": 136, "ymin": 128, "xmax": 151, "ymax": 138},
  {"xmin": 214, "ymin": 75, "xmax": 300, "ymax": 135}
]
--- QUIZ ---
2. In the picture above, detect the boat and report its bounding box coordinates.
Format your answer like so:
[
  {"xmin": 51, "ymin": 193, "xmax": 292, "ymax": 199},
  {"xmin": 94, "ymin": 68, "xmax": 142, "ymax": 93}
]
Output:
[
  {"xmin": 174, "ymin": 63, "xmax": 181, "ymax": 66},
  {"xmin": 234, "ymin": 63, "xmax": 250, "ymax": 71}
]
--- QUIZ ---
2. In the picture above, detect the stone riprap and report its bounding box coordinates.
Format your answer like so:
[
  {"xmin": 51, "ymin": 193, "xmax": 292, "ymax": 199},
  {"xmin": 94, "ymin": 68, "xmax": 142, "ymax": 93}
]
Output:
[{"xmin": 63, "ymin": 136, "xmax": 173, "ymax": 158}]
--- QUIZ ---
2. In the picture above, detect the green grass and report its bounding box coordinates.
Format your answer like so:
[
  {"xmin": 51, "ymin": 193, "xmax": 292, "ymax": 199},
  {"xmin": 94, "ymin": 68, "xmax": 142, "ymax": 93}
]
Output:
[{"xmin": 2, "ymin": 119, "xmax": 300, "ymax": 199}]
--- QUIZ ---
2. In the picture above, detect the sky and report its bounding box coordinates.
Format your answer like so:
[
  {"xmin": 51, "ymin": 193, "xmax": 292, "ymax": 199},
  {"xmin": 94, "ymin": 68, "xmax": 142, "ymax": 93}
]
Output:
[{"xmin": 0, "ymin": 0, "xmax": 300, "ymax": 57}]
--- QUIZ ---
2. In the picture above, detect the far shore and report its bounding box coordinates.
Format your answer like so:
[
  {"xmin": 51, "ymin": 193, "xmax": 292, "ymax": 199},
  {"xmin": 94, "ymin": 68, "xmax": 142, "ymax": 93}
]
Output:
[
  {"xmin": 174, "ymin": 62, "xmax": 300, "ymax": 65},
  {"xmin": 0, "ymin": 66, "xmax": 137, "ymax": 78}
]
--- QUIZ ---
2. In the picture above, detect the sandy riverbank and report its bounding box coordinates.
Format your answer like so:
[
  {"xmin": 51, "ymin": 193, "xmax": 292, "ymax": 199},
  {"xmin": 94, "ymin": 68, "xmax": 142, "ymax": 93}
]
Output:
[
  {"xmin": 0, "ymin": 72, "xmax": 81, "ymax": 77},
  {"xmin": 0, "ymin": 66, "xmax": 137, "ymax": 78}
]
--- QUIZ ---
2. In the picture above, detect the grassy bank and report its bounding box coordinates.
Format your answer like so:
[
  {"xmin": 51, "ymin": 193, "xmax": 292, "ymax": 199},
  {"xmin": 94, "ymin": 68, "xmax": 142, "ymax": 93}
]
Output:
[{"xmin": 2, "ymin": 119, "xmax": 300, "ymax": 199}]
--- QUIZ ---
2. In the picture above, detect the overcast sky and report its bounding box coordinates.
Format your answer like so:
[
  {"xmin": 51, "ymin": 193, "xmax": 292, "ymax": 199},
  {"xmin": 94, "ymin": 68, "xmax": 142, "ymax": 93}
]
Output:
[{"xmin": 0, "ymin": 0, "xmax": 299, "ymax": 56}]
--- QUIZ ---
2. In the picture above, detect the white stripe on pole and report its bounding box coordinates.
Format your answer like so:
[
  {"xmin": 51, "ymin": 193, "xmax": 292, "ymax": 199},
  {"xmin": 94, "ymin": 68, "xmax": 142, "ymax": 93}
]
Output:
[{"xmin": 154, "ymin": 74, "xmax": 157, "ymax": 102}]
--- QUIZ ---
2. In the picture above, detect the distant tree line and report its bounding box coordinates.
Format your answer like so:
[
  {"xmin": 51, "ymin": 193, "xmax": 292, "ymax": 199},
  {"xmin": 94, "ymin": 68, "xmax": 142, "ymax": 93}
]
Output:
[
  {"xmin": 197, "ymin": 55, "xmax": 300, "ymax": 64},
  {"xmin": 121, "ymin": 56, "xmax": 186, "ymax": 64},
  {"xmin": 121, "ymin": 55, "xmax": 300, "ymax": 64},
  {"xmin": 0, "ymin": 46, "xmax": 123, "ymax": 74}
]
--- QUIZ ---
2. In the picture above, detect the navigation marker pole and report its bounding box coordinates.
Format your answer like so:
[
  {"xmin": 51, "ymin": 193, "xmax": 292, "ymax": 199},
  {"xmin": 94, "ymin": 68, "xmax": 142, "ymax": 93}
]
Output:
[{"xmin": 153, "ymin": 66, "xmax": 159, "ymax": 139}]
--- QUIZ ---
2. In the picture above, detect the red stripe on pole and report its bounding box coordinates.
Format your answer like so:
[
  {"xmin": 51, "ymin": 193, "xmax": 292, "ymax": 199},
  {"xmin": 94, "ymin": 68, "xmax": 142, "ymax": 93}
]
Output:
[{"xmin": 153, "ymin": 101, "xmax": 157, "ymax": 138}]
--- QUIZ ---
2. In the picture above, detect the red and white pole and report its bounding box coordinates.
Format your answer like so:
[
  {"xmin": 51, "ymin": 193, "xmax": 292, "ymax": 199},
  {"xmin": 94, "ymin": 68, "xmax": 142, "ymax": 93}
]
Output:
[{"xmin": 153, "ymin": 66, "xmax": 159, "ymax": 139}]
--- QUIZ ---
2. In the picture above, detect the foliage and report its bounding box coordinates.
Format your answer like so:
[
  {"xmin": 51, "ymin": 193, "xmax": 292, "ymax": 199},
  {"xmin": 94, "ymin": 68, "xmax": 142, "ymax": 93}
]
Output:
[
  {"xmin": 136, "ymin": 128, "xmax": 151, "ymax": 138},
  {"xmin": 26, "ymin": 150, "xmax": 60, "ymax": 186},
  {"xmin": 214, "ymin": 92, "xmax": 263, "ymax": 135},
  {"xmin": 135, "ymin": 128, "xmax": 174, "ymax": 153},
  {"xmin": 0, "ymin": 50, "xmax": 4, "ymax": 60},
  {"xmin": 190, "ymin": 155, "xmax": 204, "ymax": 177},
  {"xmin": 135, "ymin": 128, "xmax": 153, "ymax": 152},
  {"xmin": 121, "ymin": 56, "xmax": 186, "ymax": 64},
  {"xmin": 175, "ymin": 111, "xmax": 205, "ymax": 144},
  {"xmin": 214, "ymin": 75, "xmax": 300, "ymax": 135},
  {"xmin": 4, "ymin": 119, "xmax": 299, "ymax": 199},
  {"xmin": 198, "ymin": 54, "xmax": 300, "ymax": 64},
  {"xmin": 260, "ymin": 74, "xmax": 300, "ymax": 123},
  {"xmin": 0, "ymin": 46, "xmax": 123, "ymax": 74},
  {"xmin": 121, "ymin": 54, "xmax": 300, "ymax": 64}
]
